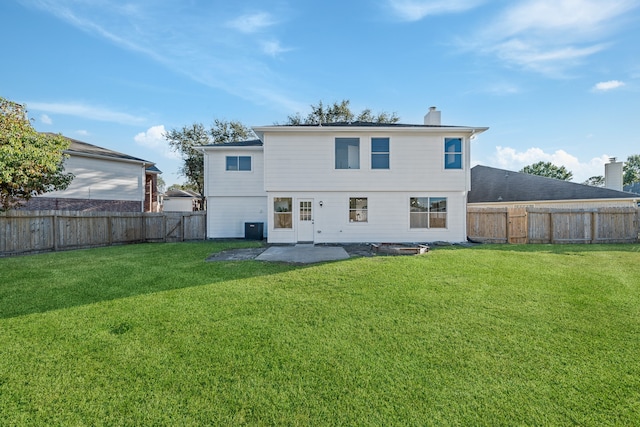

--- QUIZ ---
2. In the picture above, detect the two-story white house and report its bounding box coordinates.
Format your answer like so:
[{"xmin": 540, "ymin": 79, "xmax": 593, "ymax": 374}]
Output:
[{"xmin": 201, "ymin": 108, "xmax": 488, "ymax": 243}]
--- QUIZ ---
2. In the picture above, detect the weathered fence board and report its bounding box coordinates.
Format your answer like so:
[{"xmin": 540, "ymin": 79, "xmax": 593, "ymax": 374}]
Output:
[
  {"xmin": 468, "ymin": 206, "xmax": 639, "ymax": 244},
  {"xmin": 0, "ymin": 210, "xmax": 206, "ymax": 256},
  {"xmin": 467, "ymin": 208, "xmax": 508, "ymax": 243}
]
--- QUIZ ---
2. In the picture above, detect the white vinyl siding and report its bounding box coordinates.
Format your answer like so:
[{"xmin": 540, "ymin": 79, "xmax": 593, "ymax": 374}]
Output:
[
  {"xmin": 38, "ymin": 155, "xmax": 144, "ymax": 201},
  {"xmin": 207, "ymin": 196, "xmax": 267, "ymax": 238},
  {"xmin": 205, "ymin": 148, "xmax": 264, "ymax": 197},
  {"xmin": 265, "ymin": 191, "xmax": 466, "ymax": 244},
  {"xmin": 264, "ymin": 132, "xmax": 468, "ymax": 193}
]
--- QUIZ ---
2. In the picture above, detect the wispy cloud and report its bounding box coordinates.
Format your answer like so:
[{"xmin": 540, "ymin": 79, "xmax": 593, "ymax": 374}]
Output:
[
  {"xmin": 386, "ymin": 0, "xmax": 485, "ymax": 21},
  {"xmin": 463, "ymin": 0, "xmax": 639, "ymax": 76},
  {"xmin": 134, "ymin": 125, "xmax": 180, "ymax": 159},
  {"xmin": 226, "ymin": 12, "xmax": 277, "ymax": 33},
  {"xmin": 492, "ymin": 146, "xmax": 610, "ymax": 182},
  {"xmin": 261, "ymin": 40, "xmax": 292, "ymax": 57},
  {"xmin": 19, "ymin": 1, "xmax": 300, "ymax": 113},
  {"xmin": 28, "ymin": 101, "xmax": 146, "ymax": 125},
  {"xmin": 76, "ymin": 130, "xmax": 89, "ymax": 136},
  {"xmin": 592, "ymin": 80, "xmax": 625, "ymax": 92},
  {"xmin": 39, "ymin": 114, "xmax": 52, "ymax": 125}
]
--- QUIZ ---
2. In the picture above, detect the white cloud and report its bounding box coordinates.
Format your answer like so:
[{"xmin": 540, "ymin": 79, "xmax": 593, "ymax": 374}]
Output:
[
  {"xmin": 469, "ymin": 0, "xmax": 639, "ymax": 76},
  {"xmin": 497, "ymin": 0, "xmax": 636, "ymax": 38},
  {"xmin": 592, "ymin": 80, "xmax": 625, "ymax": 92},
  {"xmin": 226, "ymin": 12, "xmax": 277, "ymax": 33},
  {"xmin": 22, "ymin": 1, "xmax": 301, "ymax": 114},
  {"xmin": 76, "ymin": 130, "xmax": 89, "ymax": 136},
  {"xmin": 134, "ymin": 125, "xmax": 180, "ymax": 159},
  {"xmin": 491, "ymin": 146, "xmax": 610, "ymax": 182},
  {"xmin": 28, "ymin": 101, "xmax": 145, "ymax": 125},
  {"xmin": 40, "ymin": 114, "xmax": 53, "ymax": 124},
  {"xmin": 387, "ymin": 0, "xmax": 485, "ymax": 21},
  {"xmin": 261, "ymin": 40, "xmax": 292, "ymax": 57}
]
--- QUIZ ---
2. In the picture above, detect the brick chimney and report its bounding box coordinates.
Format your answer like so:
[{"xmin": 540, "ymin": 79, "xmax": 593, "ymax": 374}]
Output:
[
  {"xmin": 423, "ymin": 106, "xmax": 441, "ymax": 126},
  {"xmin": 604, "ymin": 157, "xmax": 623, "ymax": 191}
]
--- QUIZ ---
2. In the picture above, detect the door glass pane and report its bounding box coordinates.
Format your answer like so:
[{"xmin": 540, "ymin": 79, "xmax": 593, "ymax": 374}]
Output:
[{"xmin": 300, "ymin": 201, "xmax": 312, "ymax": 221}]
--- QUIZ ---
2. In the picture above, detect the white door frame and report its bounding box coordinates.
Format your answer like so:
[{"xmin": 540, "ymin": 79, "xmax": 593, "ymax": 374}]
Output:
[{"xmin": 297, "ymin": 198, "xmax": 314, "ymax": 243}]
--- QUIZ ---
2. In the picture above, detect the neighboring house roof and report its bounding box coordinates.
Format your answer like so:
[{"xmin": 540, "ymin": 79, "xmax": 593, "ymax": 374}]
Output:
[
  {"xmin": 624, "ymin": 182, "xmax": 640, "ymax": 195},
  {"xmin": 469, "ymin": 165, "xmax": 638, "ymax": 203},
  {"xmin": 44, "ymin": 133, "xmax": 159, "ymax": 171},
  {"xmin": 164, "ymin": 189, "xmax": 200, "ymax": 198}
]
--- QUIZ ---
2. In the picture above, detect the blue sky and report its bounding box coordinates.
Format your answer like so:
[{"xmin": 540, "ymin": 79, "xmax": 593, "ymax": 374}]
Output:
[{"xmin": 2, "ymin": 0, "xmax": 639, "ymax": 186}]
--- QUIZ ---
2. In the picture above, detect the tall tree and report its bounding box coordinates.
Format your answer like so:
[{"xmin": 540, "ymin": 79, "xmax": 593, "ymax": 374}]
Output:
[
  {"xmin": 520, "ymin": 161, "xmax": 573, "ymax": 181},
  {"xmin": 284, "ymin": 100, "xmax": 399, "ymax": 125},
  {"xmin": 0, "ymin": 97, "xmax": 74, "ymax": 211},
  {"xmin": 583, "ymin": 176, "xmax": 604, "ymax": 187},
  {"xmin": 623, "ymin": 154, "xmax": 640, "ymax": 185},
  {"xmin": 164, "ymin": 119, "xmax": 255, "ymax": 197}
]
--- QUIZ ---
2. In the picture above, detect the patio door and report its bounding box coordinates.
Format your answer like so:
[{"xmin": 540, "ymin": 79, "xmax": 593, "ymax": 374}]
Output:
[{"xmin": 297, "ymin": 199, "xmax": 314, "ymax": 243}]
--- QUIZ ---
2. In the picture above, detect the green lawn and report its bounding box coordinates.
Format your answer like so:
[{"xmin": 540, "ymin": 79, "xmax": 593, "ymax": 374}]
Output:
[{"xmin": 1, "ymin": 242, "xmax": 639, "ymax": 425}]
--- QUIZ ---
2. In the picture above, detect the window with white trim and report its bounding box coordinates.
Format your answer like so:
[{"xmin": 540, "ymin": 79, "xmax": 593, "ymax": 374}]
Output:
[
  {"xmin": 410, "ymin": 197, "xmax": 447, "ymax": 228},
  {"xmin": 371, "ymin": 137, "xmax": 389, "ymax": 169},
  {"xmin": 335, "ymin": 138, "xmax": 360, "ymax": 169},
  {"xmin": 226, "ymin": 156, "xmax": 251, "ymax": 171},
  {"xmin": 274, "ymin": 198, "xmax": 292, "ymax": 229},
  {"xmin": 349, "ymin": 197, "xmax": 368, "ymax": 222},
  {"xmin": 444, "ymin": 138, "xmax": 462, "ymax": 169}
]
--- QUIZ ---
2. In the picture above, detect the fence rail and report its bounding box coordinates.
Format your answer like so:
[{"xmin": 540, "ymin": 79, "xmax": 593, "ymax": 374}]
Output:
[
  {"xmin": 1, "ymin": 210, "xmax": 206, "ymax": 256},
  {"xmin": 468, "ymin": 207, "xmax": 640, "ymax": 244}
]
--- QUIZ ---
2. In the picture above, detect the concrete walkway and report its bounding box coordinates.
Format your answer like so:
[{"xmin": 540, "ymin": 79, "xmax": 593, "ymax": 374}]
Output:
[{"xmin": 255, "ymin": 244, "xmax": 350, "ymax": 264}]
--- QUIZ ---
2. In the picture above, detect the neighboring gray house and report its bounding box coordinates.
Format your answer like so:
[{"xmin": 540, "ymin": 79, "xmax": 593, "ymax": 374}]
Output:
[
  {"xmin": 468, "ymin": 165, "xmax": 639, "ymax": 208},
  {"xmin": 21, "ymin": 135, "xmax": 161, "ymax": 212},
  {"xmin": 624, "ymin": 182, "xmax": 640, "ymax": 196}
]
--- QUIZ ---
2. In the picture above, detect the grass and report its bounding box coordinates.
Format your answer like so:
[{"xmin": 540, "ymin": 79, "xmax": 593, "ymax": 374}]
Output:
[{"xmin": 1, "ymin": 242, "xmax": 639, "ymax": 425}]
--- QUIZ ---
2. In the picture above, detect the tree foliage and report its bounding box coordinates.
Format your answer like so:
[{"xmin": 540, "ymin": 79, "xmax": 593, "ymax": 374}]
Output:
[
  {"xmin": 623, "ymin": 154, "xmax": 640, "ymax": 185},
  {"xmin": 582, "ymin": 176, "xmax": 604, "ymax": 187},
  {"xmin": 0, "ymin": 97, "xmax": 74, "ymax": 211},
  {"xmin": 519, "ymin": 161, "xmax": 573, "ymax": 181},
  {"xmin": 164, "ymin": 119, "xmax": 255, "ymax": 197},
  {"xmin": 283, "ymin": 100, "xmax": 400, "ymax": 125}
]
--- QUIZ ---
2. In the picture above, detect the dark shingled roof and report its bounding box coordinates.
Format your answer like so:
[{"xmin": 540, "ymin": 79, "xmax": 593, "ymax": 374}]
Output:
[
  {"xmin": 203, "ymin": 139, "xmax": 263, "ymax": 147},
  {"xmin": 286, "ymin": 121, "xmax": 467, "ymax": 128},
  {"xmin": 469, "ymin": 165, "xmax": 637, "ymax": 203},
  {"xmin": 624, "ymin": 182, "xmax": 640, "ymax": 195},
  {"xmin": 42, "ymin": 133, "xmax": 160, "ymax": 173},
  {"xmin": 164, "ymin": 189, "xmax": 200, "ymax": 198}
]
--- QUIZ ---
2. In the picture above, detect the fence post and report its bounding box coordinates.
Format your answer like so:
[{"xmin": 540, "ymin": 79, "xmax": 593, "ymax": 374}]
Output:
[
  {"xmin": 142, "ymin": 213, "xmax": 147, "ymax": 243},
  {"xmin": 591, "ymin": 211, "xmax": 597, "ymax": 244}
]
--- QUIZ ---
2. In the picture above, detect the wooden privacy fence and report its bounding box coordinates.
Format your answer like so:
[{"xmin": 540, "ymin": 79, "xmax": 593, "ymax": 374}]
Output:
[
  {"xmin": 0, "ymin": 210, "xmax": 206, "ymax": 256},
  {"xmin": 468, "ymin": 207, "xmax": 640, "ymax": 244}
]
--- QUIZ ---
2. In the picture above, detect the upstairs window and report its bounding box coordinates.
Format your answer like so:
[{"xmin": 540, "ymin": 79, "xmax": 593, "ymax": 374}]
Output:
[
  {"xmin": 444, "ymin": 138, "xmax": 462, "ymax": 169},
  {"xmin": 226, "ymin": 156, "xmax": 251, "ymax": 171},
  {"xmin": 410, "ymin": 197, "xmax": 447, "ymax": 229},
  {"xmin": 335, "ymin": 138, "xmax": 360, "ymax": 169},
  {"xmin": 371, "ymin": 137, "xmax": 389, "ymax": 169}
]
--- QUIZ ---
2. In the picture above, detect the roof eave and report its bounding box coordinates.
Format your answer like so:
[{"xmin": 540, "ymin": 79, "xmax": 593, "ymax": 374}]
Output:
[{"xmin": 253, "ymin": 125, "xmax": 488, "ymax": 137}]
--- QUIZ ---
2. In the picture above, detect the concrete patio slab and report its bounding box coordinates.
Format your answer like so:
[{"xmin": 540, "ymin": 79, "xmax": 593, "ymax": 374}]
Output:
[{"xmin": 255, "ymin": 244, "xmax": 350, "ymax": 264}]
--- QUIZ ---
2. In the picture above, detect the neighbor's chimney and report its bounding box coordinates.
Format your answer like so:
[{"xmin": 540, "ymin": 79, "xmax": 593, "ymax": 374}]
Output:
[
  {"xmin": 604, "ymin": 157, "xmax": 623, "ymax": 191},
  {"xmin": 424, "ymin": 106, "xmax": 441, "ymax": 126}
]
